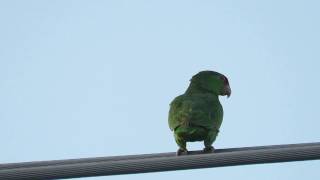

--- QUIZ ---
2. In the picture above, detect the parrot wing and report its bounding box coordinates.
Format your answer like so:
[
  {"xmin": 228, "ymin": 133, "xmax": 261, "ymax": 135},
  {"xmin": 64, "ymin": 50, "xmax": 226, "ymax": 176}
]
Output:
[{"xmin": 168, "ymin": 94, "xmax": 220, "ymax": 131}]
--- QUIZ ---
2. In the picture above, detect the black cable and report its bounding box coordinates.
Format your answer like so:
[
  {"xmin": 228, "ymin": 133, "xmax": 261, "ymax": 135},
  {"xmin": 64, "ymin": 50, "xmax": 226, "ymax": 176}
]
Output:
[{"xmin": 0, "ymin": 142, "xmax": 319, "ymax": 180}]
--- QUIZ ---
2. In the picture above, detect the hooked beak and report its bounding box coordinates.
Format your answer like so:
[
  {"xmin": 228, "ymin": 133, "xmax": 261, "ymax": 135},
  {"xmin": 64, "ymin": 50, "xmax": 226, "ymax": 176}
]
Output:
[{"xmin": 225, "ymin": 85, "xmax": 231, "ymax": 98}]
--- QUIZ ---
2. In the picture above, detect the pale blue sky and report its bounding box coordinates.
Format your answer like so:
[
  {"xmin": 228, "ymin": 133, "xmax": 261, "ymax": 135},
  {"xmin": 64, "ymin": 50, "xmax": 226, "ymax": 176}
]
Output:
[{"xmin": 1, "ymin": 0, "xmax": 320, "ymax": 179}]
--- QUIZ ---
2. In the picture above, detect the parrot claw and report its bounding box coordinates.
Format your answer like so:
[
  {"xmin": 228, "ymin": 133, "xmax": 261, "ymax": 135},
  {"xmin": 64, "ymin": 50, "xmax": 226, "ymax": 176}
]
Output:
[
  {"xmin": 176, "ymin": 148, "xmax": 188, "ymax": 156},
  {"xmin": 203, "ymin": 146, "xmax": 215, "ymax": 153}
]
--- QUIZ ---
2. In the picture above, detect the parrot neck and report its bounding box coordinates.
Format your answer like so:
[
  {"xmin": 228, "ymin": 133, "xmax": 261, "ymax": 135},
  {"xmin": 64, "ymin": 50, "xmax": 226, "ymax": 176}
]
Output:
[{"xmin": 185, "ymin": 83, "xmax": 219, "ymax": 98}]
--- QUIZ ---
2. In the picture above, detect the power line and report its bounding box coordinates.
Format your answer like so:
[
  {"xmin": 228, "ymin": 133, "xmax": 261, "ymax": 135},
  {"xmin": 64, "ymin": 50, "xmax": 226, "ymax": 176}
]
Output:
[{"xmin": 0, "ymin": 142, "xmax": 319, "ymax": 180}]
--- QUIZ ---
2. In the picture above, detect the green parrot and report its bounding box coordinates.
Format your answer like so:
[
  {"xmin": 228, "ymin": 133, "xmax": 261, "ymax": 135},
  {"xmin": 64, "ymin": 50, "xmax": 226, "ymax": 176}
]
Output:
[{"xmin": 168, "ymin": 71, "xmax": 231, "ymax": 155}]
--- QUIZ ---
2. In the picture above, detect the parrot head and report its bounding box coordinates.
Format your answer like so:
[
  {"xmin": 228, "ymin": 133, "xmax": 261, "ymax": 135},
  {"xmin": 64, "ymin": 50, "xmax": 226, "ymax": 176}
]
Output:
[{"xmin": 190, "ymin": 71, "xmax": 231, "ymax": 97}]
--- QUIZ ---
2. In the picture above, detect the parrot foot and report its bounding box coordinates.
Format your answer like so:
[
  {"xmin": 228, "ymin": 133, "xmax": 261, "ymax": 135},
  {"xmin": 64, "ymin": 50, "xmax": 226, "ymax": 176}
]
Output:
[
  {"xmin": 203, "ymin": 146, "xmax": 215, "ymax": 153},
  {"xmin": 176, "ymin": 148, "xmax": 188, "ymax": 156}
]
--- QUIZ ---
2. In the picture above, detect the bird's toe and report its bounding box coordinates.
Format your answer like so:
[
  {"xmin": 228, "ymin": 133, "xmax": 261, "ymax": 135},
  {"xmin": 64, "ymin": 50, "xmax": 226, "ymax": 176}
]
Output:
[
  {"xmin": 176, "ymin": 148, "xmax": 188, "ymax": 156},
  {"xmin": 203, "ymin": 146, "xmax": 215, "ymax": 153}
]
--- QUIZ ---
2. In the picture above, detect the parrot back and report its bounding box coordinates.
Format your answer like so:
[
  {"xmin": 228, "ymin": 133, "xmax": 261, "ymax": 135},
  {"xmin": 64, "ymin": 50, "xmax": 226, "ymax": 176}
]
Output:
[{"xmin": 168, "ymin": 93, "xmax": 223, "ymax": 131}]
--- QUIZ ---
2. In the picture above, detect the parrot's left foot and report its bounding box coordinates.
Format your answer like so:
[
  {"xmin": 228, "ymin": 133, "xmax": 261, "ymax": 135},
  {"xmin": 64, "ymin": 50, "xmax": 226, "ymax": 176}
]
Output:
[
  {"xmin": 176, "ymin": 148, "xmax": 188, "ymax": 156},
  {"xmin": 203, "ymin": 146, "xmax": 215, "ymax": 153}
]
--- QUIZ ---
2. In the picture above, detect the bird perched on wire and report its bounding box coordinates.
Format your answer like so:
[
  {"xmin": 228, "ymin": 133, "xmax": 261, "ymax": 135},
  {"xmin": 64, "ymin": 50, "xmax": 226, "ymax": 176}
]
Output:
[{"xmin": 168, "ymin": 71, "xmax": 231, "ymax": 155}]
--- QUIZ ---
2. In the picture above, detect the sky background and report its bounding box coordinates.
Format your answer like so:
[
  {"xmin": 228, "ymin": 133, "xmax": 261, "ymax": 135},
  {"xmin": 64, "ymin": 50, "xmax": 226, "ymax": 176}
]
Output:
[{"xmin": 1, "ymin": 0, "xmax": 320, "ymax": 179}]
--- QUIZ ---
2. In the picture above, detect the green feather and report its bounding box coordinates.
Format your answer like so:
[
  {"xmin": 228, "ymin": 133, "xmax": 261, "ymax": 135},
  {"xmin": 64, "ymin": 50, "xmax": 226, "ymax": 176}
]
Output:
[{"xmin": 168, "ymin": 93, "xmax": 223, "ymax": 131}]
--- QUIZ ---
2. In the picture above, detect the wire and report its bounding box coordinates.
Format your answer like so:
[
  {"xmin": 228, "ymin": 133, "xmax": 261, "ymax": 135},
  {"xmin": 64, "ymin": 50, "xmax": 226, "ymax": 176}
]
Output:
[{"xmin": 0, "ymin": 142, "xmax": 319, "ymax": 180}]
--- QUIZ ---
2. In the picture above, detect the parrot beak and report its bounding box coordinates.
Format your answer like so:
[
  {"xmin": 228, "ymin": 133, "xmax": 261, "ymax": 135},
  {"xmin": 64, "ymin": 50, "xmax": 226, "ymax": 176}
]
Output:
[{"xmin": 225, "ymin": 85, "xmax": 231, "ymax": 98}]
